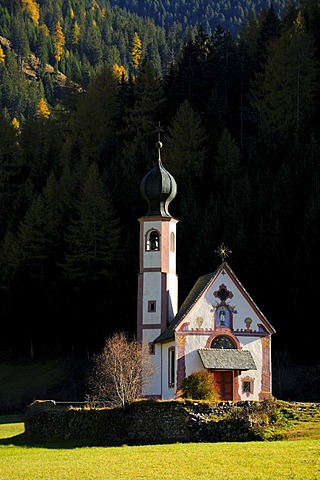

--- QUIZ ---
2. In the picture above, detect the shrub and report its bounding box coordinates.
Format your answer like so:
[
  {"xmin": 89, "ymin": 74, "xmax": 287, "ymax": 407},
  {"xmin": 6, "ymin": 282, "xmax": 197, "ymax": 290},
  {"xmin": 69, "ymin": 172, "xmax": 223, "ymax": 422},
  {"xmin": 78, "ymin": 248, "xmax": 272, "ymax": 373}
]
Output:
[{"xmin": 181, "ymin": 370, "xmax": 219, "ymax": 401}]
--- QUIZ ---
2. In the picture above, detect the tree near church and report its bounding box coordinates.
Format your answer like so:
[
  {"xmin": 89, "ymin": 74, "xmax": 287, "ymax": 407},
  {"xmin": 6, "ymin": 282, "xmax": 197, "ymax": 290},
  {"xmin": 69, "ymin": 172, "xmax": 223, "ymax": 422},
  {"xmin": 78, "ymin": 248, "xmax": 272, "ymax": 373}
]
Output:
[{"xmin": 86, "ymin": 332, "xmax": 154, "ymax": 408}]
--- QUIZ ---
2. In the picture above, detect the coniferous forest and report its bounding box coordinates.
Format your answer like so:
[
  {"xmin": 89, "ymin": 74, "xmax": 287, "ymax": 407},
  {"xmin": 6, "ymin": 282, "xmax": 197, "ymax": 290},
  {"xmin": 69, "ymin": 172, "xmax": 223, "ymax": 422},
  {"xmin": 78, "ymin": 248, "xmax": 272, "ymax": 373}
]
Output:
[{"xmin": 0, "ymin": 0, "xmax": 319, "ymax": 384}]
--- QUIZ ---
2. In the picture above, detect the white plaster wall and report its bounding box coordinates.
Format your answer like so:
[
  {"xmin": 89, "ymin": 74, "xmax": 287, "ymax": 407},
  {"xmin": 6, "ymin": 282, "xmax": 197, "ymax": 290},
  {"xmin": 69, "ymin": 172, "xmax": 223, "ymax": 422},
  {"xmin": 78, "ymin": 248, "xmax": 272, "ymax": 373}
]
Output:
[
  {"xmin": 184, "ymin": 334, "xmax": 208, "ymax": 377},
  {"xmin": 142, "ymin": 329, "xmax": 162, "ymax": 396},
  {"xmin": 143, "ymin": 272, "xmax": 161, "ymax": 325},
  {"xmin": 161, "ymin": 341, "xmax": 175, "ymax": 400},
  {"xmin": 237, "ymin": 336, "xmax": 263, "ymax": 400},
  {"xmin": 167, "ymin": 272, "xmax": 178, "ymax": 318}
]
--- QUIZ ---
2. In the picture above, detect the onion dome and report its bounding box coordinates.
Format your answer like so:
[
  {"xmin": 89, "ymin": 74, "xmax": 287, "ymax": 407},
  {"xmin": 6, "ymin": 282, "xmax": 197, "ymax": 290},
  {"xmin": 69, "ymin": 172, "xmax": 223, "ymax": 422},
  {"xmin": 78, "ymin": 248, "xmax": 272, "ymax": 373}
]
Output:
[{"xmin": 140, "ymin": 141, "xmax": 177, "ymax": 217}]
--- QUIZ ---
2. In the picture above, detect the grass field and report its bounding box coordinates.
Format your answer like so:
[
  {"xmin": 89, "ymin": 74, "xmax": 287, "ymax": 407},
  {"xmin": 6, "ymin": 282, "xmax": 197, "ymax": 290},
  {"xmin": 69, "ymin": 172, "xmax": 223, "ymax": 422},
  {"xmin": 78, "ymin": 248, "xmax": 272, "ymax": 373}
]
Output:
[{"xmin": 1, "ymin": 414, "xmax": 320, "ymax": 480}]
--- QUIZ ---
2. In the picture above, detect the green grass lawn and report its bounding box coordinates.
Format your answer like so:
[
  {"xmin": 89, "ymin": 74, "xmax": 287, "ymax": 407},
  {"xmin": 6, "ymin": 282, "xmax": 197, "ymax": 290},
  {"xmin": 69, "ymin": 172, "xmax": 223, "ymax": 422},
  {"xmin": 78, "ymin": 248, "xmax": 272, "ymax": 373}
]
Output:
[{"xmin": 0, "ymin": 415, "xmax": 320, "ymax": 480}]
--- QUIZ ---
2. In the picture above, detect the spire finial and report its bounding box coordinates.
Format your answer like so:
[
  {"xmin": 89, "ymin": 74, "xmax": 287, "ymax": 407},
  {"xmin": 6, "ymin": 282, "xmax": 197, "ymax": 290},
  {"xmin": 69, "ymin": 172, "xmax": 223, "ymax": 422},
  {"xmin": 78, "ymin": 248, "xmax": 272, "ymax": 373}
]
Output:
[
  {"xmin": 215, "ymin": 243, "xmax": 232, "ymax": 261},
  {"xmin": 154, "ymin": 121, "xmax": 164, "ymax": 160}
]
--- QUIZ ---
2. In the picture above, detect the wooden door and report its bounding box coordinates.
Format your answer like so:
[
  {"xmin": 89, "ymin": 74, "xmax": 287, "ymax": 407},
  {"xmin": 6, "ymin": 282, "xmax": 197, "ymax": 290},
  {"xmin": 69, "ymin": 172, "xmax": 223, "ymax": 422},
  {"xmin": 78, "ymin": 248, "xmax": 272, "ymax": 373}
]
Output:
[{"xmin": 213, "ymin": 371, "xmax": 233, "ymax": 400}]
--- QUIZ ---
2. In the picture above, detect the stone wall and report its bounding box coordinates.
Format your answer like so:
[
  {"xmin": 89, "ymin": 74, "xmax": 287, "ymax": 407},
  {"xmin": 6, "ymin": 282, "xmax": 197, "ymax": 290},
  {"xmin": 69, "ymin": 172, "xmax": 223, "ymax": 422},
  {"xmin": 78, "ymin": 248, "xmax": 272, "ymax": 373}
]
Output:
[{"xmin": 24, "ymin": 399, "xmax": 271, "ymax": 445}]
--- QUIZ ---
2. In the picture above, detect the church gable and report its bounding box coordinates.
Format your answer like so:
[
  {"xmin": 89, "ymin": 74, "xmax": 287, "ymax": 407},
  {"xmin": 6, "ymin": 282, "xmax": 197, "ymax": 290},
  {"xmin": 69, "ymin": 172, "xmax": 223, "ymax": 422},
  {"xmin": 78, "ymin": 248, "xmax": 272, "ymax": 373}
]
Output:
[{"xmin": 155, "ymin": 261, "xmax": 274, "ymax": 343}]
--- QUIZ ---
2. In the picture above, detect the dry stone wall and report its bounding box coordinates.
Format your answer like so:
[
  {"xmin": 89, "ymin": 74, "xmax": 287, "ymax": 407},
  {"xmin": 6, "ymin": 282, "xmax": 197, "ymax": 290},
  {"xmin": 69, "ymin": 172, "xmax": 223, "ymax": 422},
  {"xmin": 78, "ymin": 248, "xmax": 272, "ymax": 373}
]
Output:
[{"xmin": 24, "ymin": 399, "xmax": 268, "ymax": 445}]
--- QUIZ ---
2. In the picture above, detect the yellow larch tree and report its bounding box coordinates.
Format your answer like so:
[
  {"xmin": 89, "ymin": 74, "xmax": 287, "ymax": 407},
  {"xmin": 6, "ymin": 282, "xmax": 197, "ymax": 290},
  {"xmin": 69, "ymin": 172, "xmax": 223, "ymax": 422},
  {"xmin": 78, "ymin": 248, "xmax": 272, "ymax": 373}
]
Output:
[
  {"xmin": 0, "ymin": 45, "xmax": 5, "ymax": 63},
  {"xmin": 132, "ymin": 31, "xmax": 142, "ymax": 71},
  {"xmin": 11, "ymin": 117, "xmax": 20, "ymax": 131},
  {"xmin": 112, "ymin": 64, "xmax": 128, "ymax": 81},
  {"xmin": 53, "ymin": 20, "xmax": 65, "ymax": 63},
  {"xmin": 22, "ymin": 0, "xmax": 40, "ymax": 26},
  {"xmin": 36, "ymin": 98, "xmax": 51, "ymax": 119}
]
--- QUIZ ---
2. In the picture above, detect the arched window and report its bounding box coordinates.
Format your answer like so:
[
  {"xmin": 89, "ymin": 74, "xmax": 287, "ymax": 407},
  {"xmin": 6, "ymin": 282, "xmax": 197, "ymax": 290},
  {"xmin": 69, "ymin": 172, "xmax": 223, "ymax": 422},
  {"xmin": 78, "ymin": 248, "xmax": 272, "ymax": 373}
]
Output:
[
  {"xmin": 211, "ymin": 336, "xmax": 236, "ymax": 349},
  {"xmin": 146, "ymin": 230, "xmax": 160, "ymax": 251}
]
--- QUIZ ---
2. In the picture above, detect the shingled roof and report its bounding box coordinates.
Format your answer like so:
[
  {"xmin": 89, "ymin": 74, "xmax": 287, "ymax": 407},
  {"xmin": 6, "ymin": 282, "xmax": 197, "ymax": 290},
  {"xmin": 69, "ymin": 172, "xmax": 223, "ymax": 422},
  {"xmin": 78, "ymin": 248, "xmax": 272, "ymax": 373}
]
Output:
[
  {"xmin": 154, "ymin": 261, "xmax": 275, "ymax": 344},
  {"xmin": 198, "ymin": 348, "xmax": 257, "ymax": 370},
  {"xmin": 154, "ymin": 271, "xmax": 214, "ymax": 343}
]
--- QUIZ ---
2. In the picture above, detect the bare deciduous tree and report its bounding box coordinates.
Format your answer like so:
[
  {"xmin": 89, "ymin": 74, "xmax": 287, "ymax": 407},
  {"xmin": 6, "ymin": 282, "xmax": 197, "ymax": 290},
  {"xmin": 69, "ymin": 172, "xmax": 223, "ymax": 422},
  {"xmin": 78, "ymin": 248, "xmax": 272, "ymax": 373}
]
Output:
[{"xmin": 86, "ymin": 332, "xmax": 154, "ymax": 408}]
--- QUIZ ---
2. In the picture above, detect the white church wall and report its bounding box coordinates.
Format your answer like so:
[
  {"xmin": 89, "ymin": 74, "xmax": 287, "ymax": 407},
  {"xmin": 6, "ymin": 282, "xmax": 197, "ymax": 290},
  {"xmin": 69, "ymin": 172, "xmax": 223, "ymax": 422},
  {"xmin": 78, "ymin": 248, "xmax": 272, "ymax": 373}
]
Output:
[
  {"xmin": 142, "ymin": 329, "xmax": 162, "ymax": 397},
  {"xmin": 143, "ymin": 272, "xmax": 162, "ymax": 325},
  {"xmin": 161, "ymin": 341, "xmax": 175, "ymax": 400},
  {"xmin": 237, "ymin": 336, "xmax": 263, "ymax": 400}
]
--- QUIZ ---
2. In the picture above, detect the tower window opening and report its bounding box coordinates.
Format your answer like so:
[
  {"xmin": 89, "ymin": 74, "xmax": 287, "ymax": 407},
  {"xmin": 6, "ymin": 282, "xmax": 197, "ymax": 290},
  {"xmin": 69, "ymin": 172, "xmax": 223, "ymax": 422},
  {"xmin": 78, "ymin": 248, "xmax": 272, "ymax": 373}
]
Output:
[
  {"xmin": 148, "ymin": 300, "xmax": 156, "ymax": 312},
  {"xmin": 147, "ymin": 230, "xmax": 160, "ymax": 251}
]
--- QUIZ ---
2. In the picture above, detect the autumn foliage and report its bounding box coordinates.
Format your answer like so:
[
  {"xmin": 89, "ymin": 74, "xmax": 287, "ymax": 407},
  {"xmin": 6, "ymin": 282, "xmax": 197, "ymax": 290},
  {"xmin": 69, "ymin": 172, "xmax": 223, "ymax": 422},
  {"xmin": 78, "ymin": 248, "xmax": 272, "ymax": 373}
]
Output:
[{"xmin": 53, "ymin": 21, "xmax": 65, "ymax": 62}]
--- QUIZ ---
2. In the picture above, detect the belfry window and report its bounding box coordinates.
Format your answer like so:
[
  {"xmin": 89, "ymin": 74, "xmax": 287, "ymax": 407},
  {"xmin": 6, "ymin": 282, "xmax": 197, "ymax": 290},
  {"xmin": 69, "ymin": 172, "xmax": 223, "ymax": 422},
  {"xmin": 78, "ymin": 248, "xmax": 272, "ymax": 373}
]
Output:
[{"xmin": 147, "ymin": 230, "xmax": 160, "ymax": 251}]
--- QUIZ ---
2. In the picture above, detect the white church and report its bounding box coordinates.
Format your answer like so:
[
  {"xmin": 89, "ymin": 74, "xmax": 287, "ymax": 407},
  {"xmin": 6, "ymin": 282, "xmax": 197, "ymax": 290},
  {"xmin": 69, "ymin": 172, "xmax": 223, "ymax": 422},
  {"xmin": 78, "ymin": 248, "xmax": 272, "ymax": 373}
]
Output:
[{"xmin": 137, "ymin": 141, "xmax": 275, "ymax": 401}]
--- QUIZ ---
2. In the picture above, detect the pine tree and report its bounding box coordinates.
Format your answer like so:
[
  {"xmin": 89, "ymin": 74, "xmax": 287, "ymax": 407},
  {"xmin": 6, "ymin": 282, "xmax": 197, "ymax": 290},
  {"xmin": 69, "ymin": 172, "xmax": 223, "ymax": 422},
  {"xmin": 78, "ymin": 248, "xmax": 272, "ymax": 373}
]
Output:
[
  {"xmin": 62, "ymin": 163, "xmax": 121, "ymax": 283},
  {"xmin": 69, "ymin": 64, "xmax": 119, "ymax": 162},
  {"xmin": 0, "ymin": 110, "xmax": 23, "ymax": 238},
  {"xmin": 254, "ymin": 14, "xmax": 320, "ymax": 141},
  {"xmin": 164, "ymin": 99, "xmax": 207, "ymax": 182},
  {"xmin": 72, "ymin": 20, "xmax": 81, "ymax": 45}
]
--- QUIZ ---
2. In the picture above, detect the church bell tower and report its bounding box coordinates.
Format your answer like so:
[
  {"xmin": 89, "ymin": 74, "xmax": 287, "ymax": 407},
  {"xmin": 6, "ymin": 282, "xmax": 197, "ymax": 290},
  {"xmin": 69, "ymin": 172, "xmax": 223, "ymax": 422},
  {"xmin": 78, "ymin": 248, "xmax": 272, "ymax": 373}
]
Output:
[{"xmin": 137, "ymin": 139, "xmax": 178, "ymax": 395}]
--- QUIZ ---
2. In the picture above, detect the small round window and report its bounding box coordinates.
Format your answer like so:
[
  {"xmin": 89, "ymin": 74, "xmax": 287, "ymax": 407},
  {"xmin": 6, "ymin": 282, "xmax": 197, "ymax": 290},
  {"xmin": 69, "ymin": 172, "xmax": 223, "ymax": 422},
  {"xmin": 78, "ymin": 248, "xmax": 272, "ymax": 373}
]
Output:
[{"xmin": 211, "ymin": 336, "xmax": 235, "ymax": 349}]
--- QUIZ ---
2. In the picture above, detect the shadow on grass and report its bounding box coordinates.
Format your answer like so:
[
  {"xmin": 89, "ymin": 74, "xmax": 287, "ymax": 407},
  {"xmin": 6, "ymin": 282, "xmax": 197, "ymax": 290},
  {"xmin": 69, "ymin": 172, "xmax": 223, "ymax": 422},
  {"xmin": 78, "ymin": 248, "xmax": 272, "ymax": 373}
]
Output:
[{"xmin": 0, "ymin": 432, "xmax": 103, "ymax": 449}]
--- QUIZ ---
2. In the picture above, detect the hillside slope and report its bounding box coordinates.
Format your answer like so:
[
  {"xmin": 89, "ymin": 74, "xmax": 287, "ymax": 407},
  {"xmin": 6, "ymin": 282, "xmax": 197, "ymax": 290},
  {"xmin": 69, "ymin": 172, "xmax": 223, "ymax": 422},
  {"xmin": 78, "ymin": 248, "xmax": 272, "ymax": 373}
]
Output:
[{"xmin": 0, "ymin": 356, "xmax": 90, "ymax": 414}]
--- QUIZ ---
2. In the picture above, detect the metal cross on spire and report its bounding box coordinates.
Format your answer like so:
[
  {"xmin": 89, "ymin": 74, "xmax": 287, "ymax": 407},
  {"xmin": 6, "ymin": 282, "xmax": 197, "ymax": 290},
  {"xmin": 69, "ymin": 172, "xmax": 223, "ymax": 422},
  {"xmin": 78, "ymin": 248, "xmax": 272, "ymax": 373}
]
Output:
[
  {"xmin": 154, "ymin": 121, "xmax": 164, "ymax": 143},
  {"xmin": 215, "ymin": 243, "xmax": 232, "ymax": 261}
]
